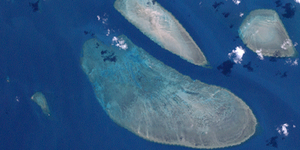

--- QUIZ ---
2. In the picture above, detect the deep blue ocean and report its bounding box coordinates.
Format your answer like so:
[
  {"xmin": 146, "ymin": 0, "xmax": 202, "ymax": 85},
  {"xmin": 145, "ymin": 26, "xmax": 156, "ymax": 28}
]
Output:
[{"xmin": 1, "ymin": 0, "xmax": 300, "ymax": 149}]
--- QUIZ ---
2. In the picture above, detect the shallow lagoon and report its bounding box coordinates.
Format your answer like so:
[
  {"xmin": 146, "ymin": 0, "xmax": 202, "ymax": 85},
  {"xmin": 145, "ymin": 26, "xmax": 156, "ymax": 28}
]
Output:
[{"xmin": 0, "ymin": 0, "xmax": 299, "ymax": 149}]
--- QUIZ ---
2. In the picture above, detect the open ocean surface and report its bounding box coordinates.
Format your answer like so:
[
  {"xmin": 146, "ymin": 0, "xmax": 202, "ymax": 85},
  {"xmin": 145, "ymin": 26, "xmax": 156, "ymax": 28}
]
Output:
[{"xmin": 1, "ymin": 0, "xmax": 300, "ymax": 149}]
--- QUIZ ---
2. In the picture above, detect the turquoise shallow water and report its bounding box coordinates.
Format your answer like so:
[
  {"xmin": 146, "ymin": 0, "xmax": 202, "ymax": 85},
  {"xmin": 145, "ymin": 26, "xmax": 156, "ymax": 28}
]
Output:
[{"xmin": 0, "ymin": 0, "xmax": 299, "ymax": 149}]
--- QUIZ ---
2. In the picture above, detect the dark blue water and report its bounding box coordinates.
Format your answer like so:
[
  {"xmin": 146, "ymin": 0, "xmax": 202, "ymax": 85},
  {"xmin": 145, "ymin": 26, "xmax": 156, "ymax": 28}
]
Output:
[{"xmin": 0, "ymin": 0, "xmax": 299, "ymax": 149}]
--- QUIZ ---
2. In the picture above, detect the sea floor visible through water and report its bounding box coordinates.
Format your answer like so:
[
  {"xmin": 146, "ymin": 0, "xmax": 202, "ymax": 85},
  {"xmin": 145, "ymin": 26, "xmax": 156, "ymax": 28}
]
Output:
[{"xmin": 0, "ymin": 0, "xmax": 300, "ymax": 150}]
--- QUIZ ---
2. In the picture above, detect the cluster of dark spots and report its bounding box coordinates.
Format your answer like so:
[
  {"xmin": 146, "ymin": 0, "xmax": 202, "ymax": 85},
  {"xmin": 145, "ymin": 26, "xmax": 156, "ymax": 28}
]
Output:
[
  {"xmin": 101, "ymin": 50, "xmax": 107, "ymax": 54},
  {"xmin": 212, "ymin": 1, "xmax": 224, "ymax": 11},
  {"xmin": 269, "ymin": 57, "xmax": 278, "ymax": 62},
  {"xmin": 29, "ymin": 0, "xmax": 40, "ymax": 12},
  {"xmin": 232, "ymin": 36, "xmax": 240, "ymax": 42},
  {"xmin": 146, "ymin": 0, "xmax": 156, "ymax": 5},
  {"xmin": 217, "ymin": 60, "xmax": 235, "ymax": 76},
  {"xmin": 275, "ymin": 71, "xmax": 287, "ymax": 78},
  {"xmin": 103, "ymin": 55, "xmax": 116, "ymax": 62},
  {"xmin": 269, "ymin": 51, "xmax": 284, "ymax": 62},
  {"xmin": 222, "ymin": 12, "xmax": 230, "ymax": 18},
  {"xmin": 269, "ymin": 51, "xmax": 282, "ymax": 62},
  {"xmin": 266, "ymin": 136, "xmax": 278, "ymax": 148},
  {"xmin": 83, "ymin": 30, "xmax": 95, "ymax": 37},
  {"xmin": 282, "ymin": 3, "xmax": 296, "ymax": 18},
  {"xmin": 281, "ymin": 72, "xmax": 287, "ymax": 78},
  {"xmin": 274, "ymin": 1, "xmax": 296, "ymax": 18},
  {"xmin": 243, "ymin": 61, "xmax": 253, "ymax": 72},
  {"xmin": 212, "ymin": 1, "xmax": 235, "ymax": 31},
  {"xmin": 100, "ymin": 50, "xmax": 116, "ymax": 62},
  {"xmin": 212, "ymin": 2, "xmax": 230, "ymax": 18},
  {"xmin": 152, "ymin": 0, "xmax": 156, "ymax": 5},
  {"xmin": 275, "ymin": 0, "xmax": 282, "ymax": 7},
  {"xmin": 96, "ymin": 43, "xmax": 100, "ymax": 48}
]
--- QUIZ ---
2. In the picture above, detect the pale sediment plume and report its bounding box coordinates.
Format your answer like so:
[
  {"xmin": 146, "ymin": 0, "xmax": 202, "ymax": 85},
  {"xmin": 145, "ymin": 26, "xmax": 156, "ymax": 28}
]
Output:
[
  {"xmin": 114, "ymin": 0, "xmax": 208, "ymax": 66},
  {"xmin": 239, "ymin": 9, "xmax": 297, "ymax": 57},
  {"xmin": 80, "ymin": 35, "xmax": 257, "ymax": 149},
  {"xmin": 31, "ymin": 92, "xmax": 50, "ymax": 116}
]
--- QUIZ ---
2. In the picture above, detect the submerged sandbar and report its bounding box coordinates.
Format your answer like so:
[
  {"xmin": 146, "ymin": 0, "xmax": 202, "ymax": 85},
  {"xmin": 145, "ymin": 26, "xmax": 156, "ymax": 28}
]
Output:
[
  {"xmin": 81, "ymin": 35, "xmax": 257, "ymax": 149},
  {"xmin": 31, "ymin": 92, "xmax": 50, "ymax": 116},
  {"xmin": 239, "ymin": 9, "xmax": 296, "ymax": 57},
  {"xmin": 114, "ymin": 0, "xmax": 208, "ymax": 66}
]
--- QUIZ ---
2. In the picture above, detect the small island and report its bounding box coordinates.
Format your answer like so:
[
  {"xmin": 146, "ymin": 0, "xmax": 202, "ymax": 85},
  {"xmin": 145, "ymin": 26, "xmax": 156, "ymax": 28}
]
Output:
[{"xmin": 31, "ymin": 92, "xmax": 50, "ymax": 116}]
